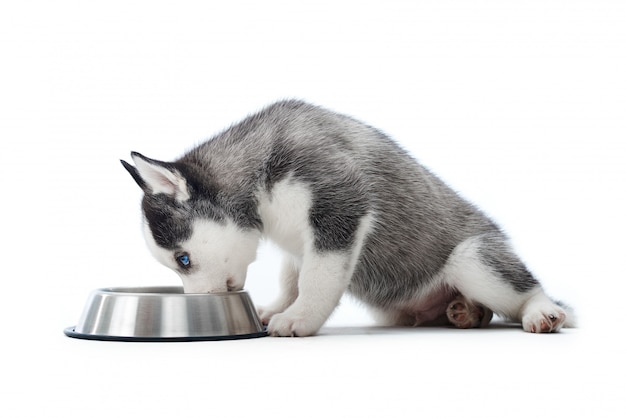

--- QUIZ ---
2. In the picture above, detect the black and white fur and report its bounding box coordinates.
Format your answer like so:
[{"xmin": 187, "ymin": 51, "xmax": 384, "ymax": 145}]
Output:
[{"xmin": 122, "ymin": 100, "xmax": 575, "ymax": 336}]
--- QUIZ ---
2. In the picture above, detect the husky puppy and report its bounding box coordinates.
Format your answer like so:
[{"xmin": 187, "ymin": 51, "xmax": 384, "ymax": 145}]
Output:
[{"xmin": 122, "ymin": 100, "xmax": 575, "ymax": 336}]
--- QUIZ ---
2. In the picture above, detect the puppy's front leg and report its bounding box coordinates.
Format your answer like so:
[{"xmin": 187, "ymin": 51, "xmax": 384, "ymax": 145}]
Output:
[
  {"xmin": 268, "ymin": 251, "xmax": 352, "ymax": 337},
  {"xmin": 257, "ymin": 255, "xmax": 300, "ymax": 325}
]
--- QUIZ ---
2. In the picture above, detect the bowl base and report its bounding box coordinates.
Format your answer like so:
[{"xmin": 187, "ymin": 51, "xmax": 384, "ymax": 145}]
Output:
[{"xmin": 64, "ymin": 326, "xmax": 267, "ymax": 342}]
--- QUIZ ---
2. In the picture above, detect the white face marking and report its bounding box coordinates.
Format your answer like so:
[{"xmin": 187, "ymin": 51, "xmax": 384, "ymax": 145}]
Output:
[{"xmin": 144, "ymin": 218, "xmax": 260, "ymax": 293}]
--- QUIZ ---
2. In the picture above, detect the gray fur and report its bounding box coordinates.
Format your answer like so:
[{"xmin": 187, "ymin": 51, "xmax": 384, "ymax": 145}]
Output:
[
  {"xmin": 123, "ymin": 99, "xmax": 573, "ymax": 333},
  {"xmin": 180, "ymin": 101, "xmax": 520, "ymax": 303}
]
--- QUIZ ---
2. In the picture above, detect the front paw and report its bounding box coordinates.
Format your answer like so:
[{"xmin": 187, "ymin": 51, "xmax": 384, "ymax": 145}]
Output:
[
  {"xmin": 267, "ymin": 312, "xmax": 321, "ymax": 337},
  {"xmin": 257, "ymin": 306, "xmax": 280, "ymax": 326}
]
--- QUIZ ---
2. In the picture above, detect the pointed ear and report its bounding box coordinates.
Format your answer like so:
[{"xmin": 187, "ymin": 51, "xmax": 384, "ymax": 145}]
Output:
[
  {"xmin": 121, "ymin": 152, "xmax": 191, "ymax": 201},
  {"xmin": 121, "ymin": 158, "xmax": 146, "ymax": 190}
]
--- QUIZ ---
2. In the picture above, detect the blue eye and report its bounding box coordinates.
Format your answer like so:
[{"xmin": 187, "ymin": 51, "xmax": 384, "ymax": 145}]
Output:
[{"xmin": 176, "ymin": 253, "xmax": 191, "ymax": 268}]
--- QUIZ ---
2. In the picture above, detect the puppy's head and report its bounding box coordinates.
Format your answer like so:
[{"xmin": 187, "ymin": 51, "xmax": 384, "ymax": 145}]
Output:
[{"xmin": 121, "ymin": 152, "xmax": 260, "ymax": 293}]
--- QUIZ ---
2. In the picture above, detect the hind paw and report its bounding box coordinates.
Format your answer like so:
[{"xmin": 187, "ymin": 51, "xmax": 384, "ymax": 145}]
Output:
[
  {"xmin": 522, "ymin": 308, "xmax": 567, "ymax": 333},
  {"xmin": 446, "ymin": 298, "xmax": 493, "ymax": 329}
]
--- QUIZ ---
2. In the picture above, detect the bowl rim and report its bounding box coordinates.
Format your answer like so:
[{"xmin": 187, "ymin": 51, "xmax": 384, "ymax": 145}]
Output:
[{"xmin": 94, "ymin": 286, "xmax": 247, "ymax": 296}]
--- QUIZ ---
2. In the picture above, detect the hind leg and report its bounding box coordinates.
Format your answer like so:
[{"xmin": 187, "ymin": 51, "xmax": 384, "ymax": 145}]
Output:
[
  {"xmin": 370, "ymin": 287, "xmax": 492, "ymax": 329},
  {"xmin": 443, "ymin": 235, "xmax": 573, "ymax": 333},
  {"xmin": 446, "ymin": 296, "xmax": 493, "ymax": 329}
]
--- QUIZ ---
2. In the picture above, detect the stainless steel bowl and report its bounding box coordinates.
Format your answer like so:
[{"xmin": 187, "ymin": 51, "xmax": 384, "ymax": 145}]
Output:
[{"xmin": 65, "ymin": 286, "xmax": 267, "ymax": 341}]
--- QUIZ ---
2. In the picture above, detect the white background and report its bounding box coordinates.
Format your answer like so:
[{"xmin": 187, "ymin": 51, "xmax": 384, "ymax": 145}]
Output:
[{"xmin": 1, "ymin": 1, "xmax": 624, "ymax": 417}]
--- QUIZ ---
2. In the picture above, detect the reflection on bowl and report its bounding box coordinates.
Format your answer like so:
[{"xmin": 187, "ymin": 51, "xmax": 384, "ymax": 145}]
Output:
[{"xmin": 65, "ymin": 286, "xmax": 267, "ymax": 342}]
